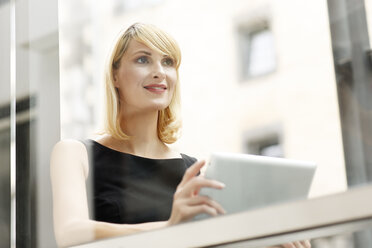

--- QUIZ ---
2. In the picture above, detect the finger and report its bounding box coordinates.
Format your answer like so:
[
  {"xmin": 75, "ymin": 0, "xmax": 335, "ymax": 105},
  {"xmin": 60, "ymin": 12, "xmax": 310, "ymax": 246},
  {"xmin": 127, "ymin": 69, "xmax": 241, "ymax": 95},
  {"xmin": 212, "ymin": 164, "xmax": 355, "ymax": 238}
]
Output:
[
  {"xmin": 178, "ymin": 160, "xmax": 206, "ymax": 187},
  {"xmin": 281, "ymin": 244, "xmax": 295, "ymax": 248},
  {"xmin": 300, "ymin": 240, "xmax": 311, "ymax": 248},
  {"xmin": 179, "ymin": 177, "xmax": 225, "ymax": 197},
  {"xmin": 184, "ymin": 204, "xmax": 219, "ymax": 219},
  {"xmin": 186, "ymin": 195, "xmax": 226, "ymax": 214},
  {"xmin": 269, "ymin": 245, "xmax": 284, "ymax": 248},
  {"xmin": 193, "ymin": 174, "xmax": 205, "ymax": 195},
  {"xmin": 293, "ymin": 241, "xmax": 303, "ymax": 248}
]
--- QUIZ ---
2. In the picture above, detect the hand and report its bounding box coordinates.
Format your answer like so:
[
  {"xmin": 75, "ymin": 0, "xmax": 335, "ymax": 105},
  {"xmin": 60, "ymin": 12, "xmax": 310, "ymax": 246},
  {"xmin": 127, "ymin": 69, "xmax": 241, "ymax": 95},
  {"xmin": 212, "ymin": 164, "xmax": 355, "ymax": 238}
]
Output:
[
  {"xmin": 269, "ymin": 240, "xmax": 311, "ymax": 248},
  {"xmin": 167, "ymin": 160, "xmax": 226, "ymax": 225}
]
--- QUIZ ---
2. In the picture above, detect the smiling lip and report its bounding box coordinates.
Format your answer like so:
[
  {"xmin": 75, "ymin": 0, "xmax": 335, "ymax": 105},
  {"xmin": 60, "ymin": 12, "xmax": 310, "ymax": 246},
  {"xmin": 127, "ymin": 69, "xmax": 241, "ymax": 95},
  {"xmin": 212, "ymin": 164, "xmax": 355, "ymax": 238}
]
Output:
[{"xmin": 144, "ymin": 84, "xmax": 167, "ymax": 94}]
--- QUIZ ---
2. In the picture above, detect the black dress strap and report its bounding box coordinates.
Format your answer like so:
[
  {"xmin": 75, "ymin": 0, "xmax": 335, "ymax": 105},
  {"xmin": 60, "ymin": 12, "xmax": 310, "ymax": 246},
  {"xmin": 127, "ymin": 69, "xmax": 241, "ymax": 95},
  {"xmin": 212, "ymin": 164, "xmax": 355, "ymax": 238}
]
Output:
[{"xmin": 181, "ymin": 153, "xmax": 197, "ymax": 168}]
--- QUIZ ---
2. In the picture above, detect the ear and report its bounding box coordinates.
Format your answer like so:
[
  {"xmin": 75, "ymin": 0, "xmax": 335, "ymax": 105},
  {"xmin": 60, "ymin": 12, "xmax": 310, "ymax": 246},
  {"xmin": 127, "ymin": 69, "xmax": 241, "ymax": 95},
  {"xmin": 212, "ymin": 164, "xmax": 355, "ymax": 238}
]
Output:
[{"xmin": 113, "ymin": 71, "xmax": 119, "ymax": 88}]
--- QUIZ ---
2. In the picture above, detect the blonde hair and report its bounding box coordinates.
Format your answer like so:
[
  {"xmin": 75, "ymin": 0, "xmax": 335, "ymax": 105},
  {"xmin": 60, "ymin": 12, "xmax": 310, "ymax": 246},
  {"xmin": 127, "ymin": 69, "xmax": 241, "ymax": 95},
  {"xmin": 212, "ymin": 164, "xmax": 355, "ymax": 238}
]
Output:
[{"xmin": 103, "ymin": 23, "xmax": 182, "ymax": 144}]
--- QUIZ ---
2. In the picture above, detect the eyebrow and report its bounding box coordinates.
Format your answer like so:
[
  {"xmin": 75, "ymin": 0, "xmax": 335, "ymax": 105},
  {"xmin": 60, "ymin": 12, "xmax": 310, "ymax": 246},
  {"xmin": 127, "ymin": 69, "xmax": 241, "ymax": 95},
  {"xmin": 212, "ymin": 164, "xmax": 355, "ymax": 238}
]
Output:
[
  {"xmin": 133, "ymin": 50, "xmax": 152, "ymax": 56},
  {"xmin": 132, "ymin": 50, "xmax": 170, "ymax": 57}
]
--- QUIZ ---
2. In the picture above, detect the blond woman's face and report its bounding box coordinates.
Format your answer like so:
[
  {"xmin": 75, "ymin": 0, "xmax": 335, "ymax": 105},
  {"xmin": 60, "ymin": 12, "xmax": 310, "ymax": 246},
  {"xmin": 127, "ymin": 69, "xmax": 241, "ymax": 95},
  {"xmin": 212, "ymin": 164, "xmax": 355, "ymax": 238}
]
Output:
[{"xmin": 113, "ymin": 39, "xmax": 177, "ymax": 116}]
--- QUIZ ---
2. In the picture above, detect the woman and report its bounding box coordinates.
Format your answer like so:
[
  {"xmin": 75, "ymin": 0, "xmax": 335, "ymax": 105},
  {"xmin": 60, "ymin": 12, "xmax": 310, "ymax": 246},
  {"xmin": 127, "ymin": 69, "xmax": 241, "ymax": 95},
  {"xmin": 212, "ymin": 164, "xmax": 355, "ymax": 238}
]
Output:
[
  {"xmin": 51, "ymin": 23, "xmax": 225, "ymax": 247},
  {"xmin": 51, "ymin": 23, "xmax": 310, "ymax": 248}
]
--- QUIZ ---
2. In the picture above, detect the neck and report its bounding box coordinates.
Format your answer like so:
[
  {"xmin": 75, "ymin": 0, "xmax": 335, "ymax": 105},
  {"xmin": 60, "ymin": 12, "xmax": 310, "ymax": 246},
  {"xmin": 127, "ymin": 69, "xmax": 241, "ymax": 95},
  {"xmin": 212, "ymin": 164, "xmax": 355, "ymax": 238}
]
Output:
[{"xmin": 118, "ymin": 109, "xmax": 166, "ymax": 157}]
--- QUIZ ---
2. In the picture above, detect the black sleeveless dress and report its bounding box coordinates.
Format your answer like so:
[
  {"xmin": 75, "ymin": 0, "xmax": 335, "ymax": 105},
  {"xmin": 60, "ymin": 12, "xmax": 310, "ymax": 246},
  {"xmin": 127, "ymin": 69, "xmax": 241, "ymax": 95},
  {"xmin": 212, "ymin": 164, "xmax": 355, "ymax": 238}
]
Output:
[{"xmin": 81, "ymin": 139, "xmax": 197, "ymax": 224}]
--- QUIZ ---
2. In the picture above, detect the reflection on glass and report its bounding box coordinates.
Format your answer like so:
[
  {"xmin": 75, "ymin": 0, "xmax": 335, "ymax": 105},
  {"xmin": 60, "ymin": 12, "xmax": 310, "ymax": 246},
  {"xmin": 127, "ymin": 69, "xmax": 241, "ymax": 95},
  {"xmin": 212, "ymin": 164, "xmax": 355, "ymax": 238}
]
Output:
[
  {"xmin": 0, "ymin": 127, "xmax": 10, "ymax": 247},
  {"xmin": 297, "ymin": 228, "xmax": 372, "ymax": 248},
  {"xmin": 311, "ymin": 233, "xmax": 353, "ymax": 248},
  {"xmin": 15, "ymin": 96, "xmax": 37, "ymax": 247},
  {"xmin": 12, "ymin": 0, "xmax": 60, "ymax": 247},
  {"xmin": 0, "ymin": 1, "xmax": 11, "ymax": 247},
  {"xmin": 267, "ymin": 232, "xmax": 353, "ymax": 248}
]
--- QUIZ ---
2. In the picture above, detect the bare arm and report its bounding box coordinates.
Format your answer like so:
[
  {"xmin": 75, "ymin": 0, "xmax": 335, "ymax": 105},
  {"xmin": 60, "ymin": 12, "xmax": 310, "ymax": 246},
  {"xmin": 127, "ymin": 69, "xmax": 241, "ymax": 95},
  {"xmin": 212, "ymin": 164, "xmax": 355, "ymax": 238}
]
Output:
[{"xmin": 50, "ymin": 140, "xmax": 167, "ymax": 247}]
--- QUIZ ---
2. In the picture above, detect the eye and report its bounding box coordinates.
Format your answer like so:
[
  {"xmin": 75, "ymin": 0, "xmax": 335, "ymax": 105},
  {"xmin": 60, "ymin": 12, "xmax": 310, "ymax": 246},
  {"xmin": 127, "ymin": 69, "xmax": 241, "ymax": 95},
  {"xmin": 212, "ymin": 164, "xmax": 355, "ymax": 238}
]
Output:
[
  {"xmin": 136, "ymin": 56, "xmax": 149, "ymax": 64},
  {"xmin": 162, "ymin": 57, "xmax": 174, "ymax": 67}
]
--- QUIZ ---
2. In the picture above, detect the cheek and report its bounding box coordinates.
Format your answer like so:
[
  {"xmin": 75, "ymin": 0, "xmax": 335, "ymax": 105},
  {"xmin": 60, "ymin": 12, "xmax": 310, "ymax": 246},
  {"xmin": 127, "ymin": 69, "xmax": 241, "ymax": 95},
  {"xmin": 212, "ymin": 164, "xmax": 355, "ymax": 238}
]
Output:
[
  {"xmin": 120, "ymin": 68, "xmax": 136, "ymax": 85},
  {"xmin": 116, "ymin": 69, "xmax": 139, "ymax": 99},
  {"xmin": 167, "ymin": 70, "xmax": 178, "ymax": 88},
  {"xmin": 119, "ymin": 65, "xmax": 147, "ymax": 86}
]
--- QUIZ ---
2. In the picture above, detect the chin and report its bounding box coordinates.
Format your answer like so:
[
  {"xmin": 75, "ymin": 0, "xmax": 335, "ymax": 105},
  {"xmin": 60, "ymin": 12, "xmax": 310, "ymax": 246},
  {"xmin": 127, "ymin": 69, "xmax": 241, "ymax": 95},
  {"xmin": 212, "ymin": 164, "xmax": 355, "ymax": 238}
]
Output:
[
  {"xmin": 155, "ymin": 105, "xmax": 170, "ymax": 111},
  {"xmin": 149, "ymin": 100, "xmax": 171, "ymax": 111},
  {"xmin": 142, "ymin": 104, "xmax": 168, "ymax": 113}
]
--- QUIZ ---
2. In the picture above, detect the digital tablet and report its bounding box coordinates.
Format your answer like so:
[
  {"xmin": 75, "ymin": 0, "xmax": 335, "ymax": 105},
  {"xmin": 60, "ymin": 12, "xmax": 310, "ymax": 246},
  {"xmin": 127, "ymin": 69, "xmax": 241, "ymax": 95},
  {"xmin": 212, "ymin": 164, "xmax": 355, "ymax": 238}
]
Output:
[{"xmin": 195, "ymin": 152, "xmax": 317, "ymax": 220}]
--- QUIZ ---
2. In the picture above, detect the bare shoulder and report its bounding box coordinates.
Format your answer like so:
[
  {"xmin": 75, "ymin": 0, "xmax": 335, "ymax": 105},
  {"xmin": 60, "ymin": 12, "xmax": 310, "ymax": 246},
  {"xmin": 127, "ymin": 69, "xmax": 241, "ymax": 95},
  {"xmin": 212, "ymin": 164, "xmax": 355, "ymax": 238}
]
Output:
[
  {"xmin": 51, "ymin": 139, "xmax": 88, "ymax": 158},
  {"xmin": 51, "ymin": 139, "xmax": 89, "ymax": 179},
  {"xmin": 165, "ymin": 145, "xmax": 182, "ymax": 159},
  {"xmin": 93, "ymin": 134, "xmax": 112, "ymax": 146}
]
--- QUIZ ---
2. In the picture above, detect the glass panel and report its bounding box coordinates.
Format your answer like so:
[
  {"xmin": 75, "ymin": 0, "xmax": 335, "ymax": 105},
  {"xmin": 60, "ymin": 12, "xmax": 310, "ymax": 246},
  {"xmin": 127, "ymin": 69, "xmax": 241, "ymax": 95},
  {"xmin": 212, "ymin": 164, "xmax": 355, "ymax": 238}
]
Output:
[
  {"xmin": 239, "ymin": 27, "xmax": 277, "ymax": 79},
  {"xmin": 55, "ymin": 0, "xmax": 371, "ymax": 246},
  {"xmin": 14, "ymin": 0, "xmax": 60, "ymax": 247},
  {"xmin": 367, "ymin": 1, "xmax": 372, "ymax": 47},
  {"xmin": 0, "ymin": 1, "xmax": 11, "ymax": 247},
  {"xmin": 0, "ymin": 128, "xmax": 10, "ymax": 247}
]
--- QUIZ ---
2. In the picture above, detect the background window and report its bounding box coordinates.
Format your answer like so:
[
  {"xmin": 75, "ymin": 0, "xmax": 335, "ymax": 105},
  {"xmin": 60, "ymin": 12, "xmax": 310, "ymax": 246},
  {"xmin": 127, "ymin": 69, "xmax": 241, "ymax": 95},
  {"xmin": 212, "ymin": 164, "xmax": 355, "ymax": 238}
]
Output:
[
  {"xmin": 243, "ymin": 125, "xmax": 284, "ymax": 158},
  {"xmin": 258, "ymin": 140, "xmax": 283, "ymax": 158},
  {"xmin": 238, "ymin": 25, "xmax": 276, "ymax": 80},
  {"xmin": 245, "ymin": 136, "xmax": 284, "ymax": 158}
]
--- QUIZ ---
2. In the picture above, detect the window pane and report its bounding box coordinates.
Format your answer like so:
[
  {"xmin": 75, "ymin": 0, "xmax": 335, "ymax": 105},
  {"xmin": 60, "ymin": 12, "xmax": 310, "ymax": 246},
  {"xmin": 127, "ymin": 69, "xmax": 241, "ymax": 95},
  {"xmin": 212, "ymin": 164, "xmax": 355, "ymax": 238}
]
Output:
[{"xmin": 248, "ymin": 29, "xmax": 276, "ymax": 77}]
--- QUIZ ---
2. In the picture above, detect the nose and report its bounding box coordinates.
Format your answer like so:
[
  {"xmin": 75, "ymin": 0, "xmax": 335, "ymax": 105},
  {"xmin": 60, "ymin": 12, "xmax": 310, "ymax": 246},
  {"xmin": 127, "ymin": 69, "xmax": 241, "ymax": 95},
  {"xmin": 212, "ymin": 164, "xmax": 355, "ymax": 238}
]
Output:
[{"xmin": 152, "ymin": 62, "xmax": 166, "ymax": 81}]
